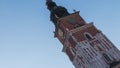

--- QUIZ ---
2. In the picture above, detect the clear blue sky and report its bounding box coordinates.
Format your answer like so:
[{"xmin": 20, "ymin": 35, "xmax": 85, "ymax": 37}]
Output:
[{"xmin": 0, "ymin": 0, "xmax": 120, "ymax": 68}]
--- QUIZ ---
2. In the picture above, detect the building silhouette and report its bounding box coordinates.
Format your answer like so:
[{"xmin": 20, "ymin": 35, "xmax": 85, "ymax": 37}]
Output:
[{"xmin": 46, "ymin": 0, "xmax": 120, "ymax": 68}]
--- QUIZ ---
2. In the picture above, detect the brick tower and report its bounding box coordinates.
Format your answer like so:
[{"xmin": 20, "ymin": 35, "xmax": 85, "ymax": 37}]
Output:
[{"xmin": 46, "ymin": 0, "xmax": 120, "ymax": 68}]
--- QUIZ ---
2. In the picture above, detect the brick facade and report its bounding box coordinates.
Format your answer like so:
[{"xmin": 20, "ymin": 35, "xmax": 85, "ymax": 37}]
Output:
[{"xmin": 56, "ymin": 12, "xmax": 120, "ymax": 68}]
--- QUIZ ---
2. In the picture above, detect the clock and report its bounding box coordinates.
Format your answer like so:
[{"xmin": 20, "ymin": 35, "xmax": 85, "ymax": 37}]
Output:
[{"xmin": 67, "ymin": 17, "xmax": 77, "ymax": 24}]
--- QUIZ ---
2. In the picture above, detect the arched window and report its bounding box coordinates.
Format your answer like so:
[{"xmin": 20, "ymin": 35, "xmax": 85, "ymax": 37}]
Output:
[
  {"xmin": 84, "ymin": 32, "xmax": 93, "ymax": 40},
  {"xmin": 103, "ymin": 53, "xmax": 112, "ymax": 63}
]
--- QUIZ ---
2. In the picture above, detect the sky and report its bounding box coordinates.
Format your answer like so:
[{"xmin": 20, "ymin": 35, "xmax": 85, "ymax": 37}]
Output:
[{"xmin": 0, "ymin": 0, "xmax": 120, "ymax": 68}]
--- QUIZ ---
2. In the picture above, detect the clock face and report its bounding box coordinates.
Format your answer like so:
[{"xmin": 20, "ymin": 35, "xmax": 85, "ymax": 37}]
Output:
[
  {"xmin": 58, "ymin": 29, "xmax": 63, "ymax": 37},
  {"xmin": 67, "ymin": 17, "xmax": 77, "ymax": 24}
]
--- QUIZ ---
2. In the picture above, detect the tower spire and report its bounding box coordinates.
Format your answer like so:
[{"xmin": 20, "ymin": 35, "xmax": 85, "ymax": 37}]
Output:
[{"xmin": 46, "ymin": 0, "xmax": 69, "ymax": 27}]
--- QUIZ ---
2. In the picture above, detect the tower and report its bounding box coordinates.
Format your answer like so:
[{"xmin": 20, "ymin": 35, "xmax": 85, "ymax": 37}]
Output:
[{"xmin": 46, "ymin": 0, "xmax": 120, "ymax": 68}]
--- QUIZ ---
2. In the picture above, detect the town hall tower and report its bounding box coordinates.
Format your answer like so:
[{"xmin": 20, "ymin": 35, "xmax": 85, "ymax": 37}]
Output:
[{"xmin": 46, "ymin": 0, "xmax": 120, "ymax": 68}]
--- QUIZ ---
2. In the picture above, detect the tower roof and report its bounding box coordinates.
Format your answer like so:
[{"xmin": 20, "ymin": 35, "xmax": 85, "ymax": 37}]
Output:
[{"xmin": 46, "ymin": 0, "xmax": 69, "ymax": 28}]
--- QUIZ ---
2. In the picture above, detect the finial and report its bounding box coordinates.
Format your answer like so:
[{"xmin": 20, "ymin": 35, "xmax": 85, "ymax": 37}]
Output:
[{"xmin": 46, "ymin": 0, "xmax": 53, "ymax": 4}]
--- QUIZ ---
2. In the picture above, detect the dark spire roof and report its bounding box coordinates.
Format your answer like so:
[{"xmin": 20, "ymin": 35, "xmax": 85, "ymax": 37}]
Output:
[{"xmin": 46, "ymin": 0, "xmax": 69, "ymax": 27}]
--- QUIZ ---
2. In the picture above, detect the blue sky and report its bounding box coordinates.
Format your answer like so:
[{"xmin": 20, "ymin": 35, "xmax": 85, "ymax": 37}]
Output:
[{"xmin": 0, "ymin": 0, "xmax": 120, "ymax": 68}]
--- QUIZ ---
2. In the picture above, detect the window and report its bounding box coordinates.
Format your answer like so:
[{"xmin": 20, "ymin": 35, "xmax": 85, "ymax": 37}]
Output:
[
  {"xmin": 103, "ymin": 53, "xmax": 111, "ymax": 63},
  {"xmin": 85, "ymin": 34, "xmax": 92, "ymax": 40},
  {"xmin": 84, "ymin": 32, "xmax": 93, "ymax": 40},
  {"xmin": 67, "ymin": 17, "xmax": 77, "ymax": 24}
]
